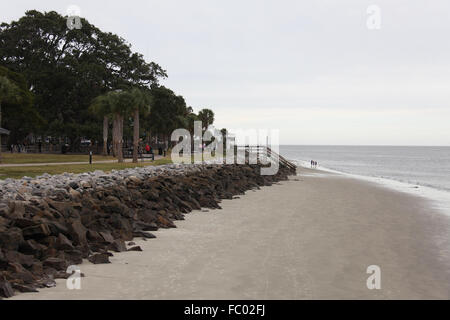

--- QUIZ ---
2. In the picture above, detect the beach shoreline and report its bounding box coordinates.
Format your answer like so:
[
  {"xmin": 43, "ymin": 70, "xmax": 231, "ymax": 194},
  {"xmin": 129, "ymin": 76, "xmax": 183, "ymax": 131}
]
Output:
[
  {"xmin": 294, "ymin": 161, "xmax": 450, "ymax": 218},
  {"xmin": 10, "ymin": 168, "xmax": 450, "ymax": 300},
  {"xmin": 281, "ymin": 145, "xmax": 450, "ymax": 216}
]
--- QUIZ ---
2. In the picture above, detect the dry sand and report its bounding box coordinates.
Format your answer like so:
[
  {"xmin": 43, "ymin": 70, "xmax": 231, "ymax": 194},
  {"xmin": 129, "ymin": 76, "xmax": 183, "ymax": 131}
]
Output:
[{"xmin": 11, "ymin": 168, "xmax": 450, "ymax": 299}]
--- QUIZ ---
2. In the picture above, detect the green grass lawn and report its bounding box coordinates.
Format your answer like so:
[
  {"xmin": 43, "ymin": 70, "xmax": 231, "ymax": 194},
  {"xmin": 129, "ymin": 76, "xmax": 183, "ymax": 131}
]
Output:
[
  {"xmin": 0, "ymin": 153, "xmax": 116, "ymax": 164},
  {"xmin": 0, "ymin": 158, "xmax": 173, "ymax": 180}
]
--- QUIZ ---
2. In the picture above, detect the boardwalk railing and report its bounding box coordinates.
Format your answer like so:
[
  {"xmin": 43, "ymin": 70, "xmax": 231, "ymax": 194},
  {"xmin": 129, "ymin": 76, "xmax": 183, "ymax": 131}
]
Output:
[{"xmin": 236, "ymin": 145, "xmax": 297, "ymax": 171}]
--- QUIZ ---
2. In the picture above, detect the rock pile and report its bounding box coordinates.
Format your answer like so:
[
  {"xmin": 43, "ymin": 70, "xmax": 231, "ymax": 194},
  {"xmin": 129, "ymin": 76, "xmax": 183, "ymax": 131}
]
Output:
[{"xmin": 0, "ymin": 163, "xmax": 295, "ymax": 298}]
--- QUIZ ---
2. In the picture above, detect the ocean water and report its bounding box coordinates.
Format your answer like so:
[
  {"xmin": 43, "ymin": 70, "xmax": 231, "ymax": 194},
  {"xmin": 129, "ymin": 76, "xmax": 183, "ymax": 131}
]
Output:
[{"xmin": 279, "ymin": 145, "xmax": 450, "ymax": 213}]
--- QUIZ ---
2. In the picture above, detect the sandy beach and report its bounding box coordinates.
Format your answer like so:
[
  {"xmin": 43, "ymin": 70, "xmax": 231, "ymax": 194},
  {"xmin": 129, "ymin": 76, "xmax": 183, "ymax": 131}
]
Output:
[{"xmin": 10, "ymin": 168, "xmax": 450, "ymax": 300}]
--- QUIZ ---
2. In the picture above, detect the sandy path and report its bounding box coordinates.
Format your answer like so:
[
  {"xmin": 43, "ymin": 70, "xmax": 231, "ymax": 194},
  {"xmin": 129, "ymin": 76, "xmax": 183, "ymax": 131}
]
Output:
[{"xmin": 11, "ymin": 169, "xmax": 450, "ymax": 299}]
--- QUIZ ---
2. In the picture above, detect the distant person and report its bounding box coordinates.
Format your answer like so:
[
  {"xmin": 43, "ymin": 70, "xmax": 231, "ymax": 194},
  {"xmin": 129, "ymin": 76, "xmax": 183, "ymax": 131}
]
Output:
[
  {"xmin": 145, "ymin": 144, "xmax": 150, "ymax": 153},
  {"xmin": 311, "ymin": 160, "xmax": 313, "ymax": 168}
]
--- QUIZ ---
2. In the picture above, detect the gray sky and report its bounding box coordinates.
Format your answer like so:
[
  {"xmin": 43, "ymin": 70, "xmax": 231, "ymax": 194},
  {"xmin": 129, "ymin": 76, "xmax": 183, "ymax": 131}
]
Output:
[{"xmin": 2, "ymin": 0, "xmax": 450, "ymax": 145}]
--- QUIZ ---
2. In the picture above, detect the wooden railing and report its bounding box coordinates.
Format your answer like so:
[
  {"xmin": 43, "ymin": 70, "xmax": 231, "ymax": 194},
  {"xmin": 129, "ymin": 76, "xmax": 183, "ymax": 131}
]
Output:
[{"xmin": 236, "ymin": 145, "xmax": 297, "ymax": 171}]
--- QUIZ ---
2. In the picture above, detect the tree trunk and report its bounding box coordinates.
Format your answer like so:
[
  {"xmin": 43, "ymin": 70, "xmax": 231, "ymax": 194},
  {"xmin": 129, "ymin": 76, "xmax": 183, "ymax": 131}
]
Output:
[
  {"xmin": 132, "ymin": 108, "xmax": 139, "ymax": 163},
  {"xmin": 0, "ymin": 102, "xmax": 2, "ymax": 163},
  {"xmin": 102, "ymin": 115, "xmax": 108, "ymax": 156},
  {"xmin": 117, "ymin": 114, "xmax": 124, "ymax": 163},
  {"xmin": 112, "ymin": 115, "xmax": 118, "ymax": 157}
]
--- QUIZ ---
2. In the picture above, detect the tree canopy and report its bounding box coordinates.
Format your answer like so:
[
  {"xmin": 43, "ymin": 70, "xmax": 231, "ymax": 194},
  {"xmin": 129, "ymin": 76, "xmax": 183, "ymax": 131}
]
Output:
[
  {"xmin": 0, "ymin": 10, "xmax": 222, "ymax": 153},
  {"xmin": 147, "ymin": 86, "xmax": 189, "ymax": 141},
  {"xmin": 198, "ymin": 108, "xmax": 215, "ymax": 130},
  {"xmin": 0, "ymin": 66, "xmax": 43, "ymax": 143},
  {"xmin": 0, "ymin": 10, "xmax": 166, "ymax": 148}
]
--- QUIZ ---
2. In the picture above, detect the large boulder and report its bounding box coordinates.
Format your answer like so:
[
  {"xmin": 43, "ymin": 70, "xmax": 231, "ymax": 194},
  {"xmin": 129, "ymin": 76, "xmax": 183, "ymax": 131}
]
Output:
[
  {"xmin": 43, "ymin": 257, "xmax": 68, "ymax": 271},
  {"xmin": 0, "ymin": 280, "xmax": 15, "ymax": 298},
  {"xmin": 22, "ymin": 224, "xmax": 51, "ymax": 240},
  {"xmin": 127, "ymin": 246, "xmax": 142, "ymax": 252},
  {"xmin": 8, "ymin": 201, "xmax": 25, "ymax": 219},
  {"xmin": 56, "ymin": 233, "xmax": 74, "ymax": 251},
  {"xmin": 0, "ymin": 227, "xmax": 24, "ymax": 251},
  {"xmin": 107, "ymin": 239, "xmax": 127, "ymax": 252},
  {"xmin": 19, "ymin": 239, "xmax": 47, "ymax": 258},
  {"xmin": 0, "ymin": 249, "xmax": 7, "ymax": 269},
  {"xmin": 88, "ymin": 253, "xmax": 110, "ymax": 264},
  {"xmin": 99, "ymin": 231, "xmax": 115, "ymax": 244},
  {"xmin": 68, "ymin": 219, "xmax": 88, "ymax": 247},
  {"xmin": 7, "ymin": 262, "xmax": 35, "ymax": 284},
  {"xmin": 4, "ymin": 250, "xmax": 35, "ymax": 268},
  {"xmin": 101, "ymin": 196, "xmax": 125, "ymax": 214}
]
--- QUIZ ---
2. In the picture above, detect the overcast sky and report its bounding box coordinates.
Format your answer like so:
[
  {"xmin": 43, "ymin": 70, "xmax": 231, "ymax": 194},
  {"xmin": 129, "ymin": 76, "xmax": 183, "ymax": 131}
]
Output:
[{"xmin": 2, "ymin": 0, "xmax": 450, "ymax": 145}]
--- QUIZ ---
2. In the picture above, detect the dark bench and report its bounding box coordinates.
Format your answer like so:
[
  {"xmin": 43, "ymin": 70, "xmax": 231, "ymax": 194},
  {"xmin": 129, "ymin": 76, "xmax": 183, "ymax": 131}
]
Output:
[
  {"xmin": 140, "ymin": 153, "xmax": 154, "ymax": 161},
  {"xmin": 122, "ymin": 148, "xmax": 154, "ymax": 161}
]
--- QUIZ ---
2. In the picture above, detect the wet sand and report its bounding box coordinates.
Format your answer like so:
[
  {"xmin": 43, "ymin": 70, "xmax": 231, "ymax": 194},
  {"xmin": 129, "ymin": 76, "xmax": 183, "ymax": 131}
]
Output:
[{"xmin": 11, "ymin": 168, "xmax": 450, "ymax": 299}]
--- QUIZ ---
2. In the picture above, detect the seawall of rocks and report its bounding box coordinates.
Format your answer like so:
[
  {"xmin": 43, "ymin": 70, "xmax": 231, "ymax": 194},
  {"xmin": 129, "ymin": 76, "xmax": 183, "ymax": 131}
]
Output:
[{"xmin": 0, "ymin": 163, "xmax": 296, "ymax": 298}]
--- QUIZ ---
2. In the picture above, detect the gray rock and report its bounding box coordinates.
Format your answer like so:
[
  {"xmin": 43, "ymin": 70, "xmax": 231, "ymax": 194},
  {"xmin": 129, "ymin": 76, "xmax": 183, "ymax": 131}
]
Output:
[{"xmin": 88, "ymin": 253, "xmax": 110, "ymax": 264}]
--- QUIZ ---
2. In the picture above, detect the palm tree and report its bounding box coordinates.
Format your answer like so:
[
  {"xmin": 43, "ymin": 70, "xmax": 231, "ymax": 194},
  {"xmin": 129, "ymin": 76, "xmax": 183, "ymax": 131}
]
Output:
[
  {"xmin": 220, "ymin": 128, "xmax": 228, "ymax": 145},
  {"xmin": 91, "ymin": 88, "xmax": 151, "ymax": 163},
  {"xmin": 90, "ymin": 90, "xmax": 127, "ymax": 162},
  {"xmin": 117, "ymin": 90, "xmax": 143, "ymax": 163},
  {"xmin": 90, "ymin": 92, "xmax": 115, "ymax": 156},
  {"xmin": 198, "ymin": 108, "xmax": 215, "ymax": 131},
  {"xmin": 182, "ymin": 111, "xmax": 199, "ymax": 152},
  {"xmin": 109, "ymin": 91, "xmax": 128, "ymax": 163},
  {"xmin": 129, "ymin": 88, "xmax": 151, "ymax": 163},
  {"xmin": 0, "ymin": 76, "xmax": 19, "ymax": 162}
]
